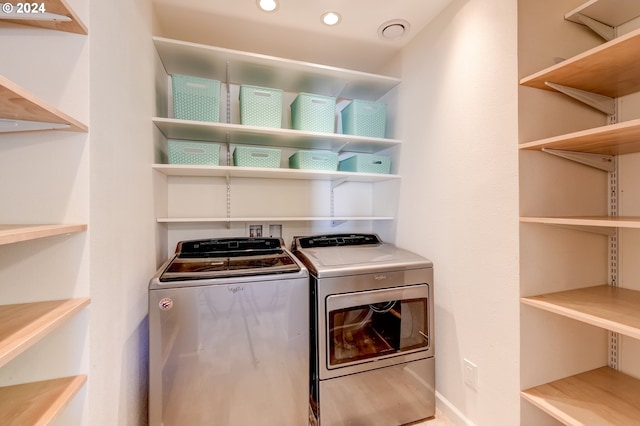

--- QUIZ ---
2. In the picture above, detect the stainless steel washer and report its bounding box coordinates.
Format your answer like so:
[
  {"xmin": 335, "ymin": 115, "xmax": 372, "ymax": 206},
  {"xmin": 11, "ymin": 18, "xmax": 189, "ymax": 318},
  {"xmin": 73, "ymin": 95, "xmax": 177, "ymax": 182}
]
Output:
[
  {"xmin": 148, "ymin": 237, "xmax": 309, "ymax": 426},
  {"xmin": 292, "ymin": 233, "xmax": 435, "ymax": 426}
]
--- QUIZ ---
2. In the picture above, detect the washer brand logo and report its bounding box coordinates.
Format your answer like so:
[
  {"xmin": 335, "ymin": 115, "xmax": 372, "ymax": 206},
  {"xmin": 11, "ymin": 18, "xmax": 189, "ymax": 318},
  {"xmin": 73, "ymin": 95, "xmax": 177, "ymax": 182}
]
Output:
[
  {"xmin": 228, "ymin": 286, "xmax": 244, "ymax": 294},
  {"xmin": 159, "ymin": 298, "xmax": 173, "ymax": 311},
  {"xmin": 374, "ymin": 274, "xmax": 387, "ymax": 281}
]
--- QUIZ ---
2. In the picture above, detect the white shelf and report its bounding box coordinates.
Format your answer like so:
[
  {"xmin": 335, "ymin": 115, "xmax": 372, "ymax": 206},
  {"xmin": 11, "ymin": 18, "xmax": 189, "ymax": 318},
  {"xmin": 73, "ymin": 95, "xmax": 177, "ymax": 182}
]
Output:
[
  {"xmin": 565, "ymin": 0, "xmax": 640, "ymax": 27},
  {"xmin": 153, "ymin": 37, "xmax": 400, "ymax": 101},
  {"xmin": 157, "ymin": 216, "xmax": 394, "ymax": 224},
  {"xmin": 520, "ymin": 216, "xmax": 640, "ymax": 229},
  {"xmin": 153, "ymin": 117, "xmax": 401, "ymax": 154},
  {"xmin": 153, "ymin": 164, "xmax": 400, "ymax": 183}
]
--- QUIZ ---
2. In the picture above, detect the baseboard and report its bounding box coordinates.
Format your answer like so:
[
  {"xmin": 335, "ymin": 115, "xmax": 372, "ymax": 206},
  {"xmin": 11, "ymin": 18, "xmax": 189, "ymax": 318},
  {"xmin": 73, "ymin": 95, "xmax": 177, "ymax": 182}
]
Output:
[{"xmin": 435, "ymin": 391, "xmax": 475, "ymax": 426}]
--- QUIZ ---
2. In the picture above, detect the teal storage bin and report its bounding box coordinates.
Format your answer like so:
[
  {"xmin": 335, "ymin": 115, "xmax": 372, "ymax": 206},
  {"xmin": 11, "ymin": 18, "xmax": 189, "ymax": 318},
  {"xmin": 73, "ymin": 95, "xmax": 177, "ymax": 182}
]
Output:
[
  {"xmin": 341, "ymin": 99, "xmax": 387, "ymax": 138},
  {"xmin": 233, "ymin": 146, "xmax": 281, "ymax": 168},
  {"xmin": 171, "ymin": 74, "xmax": 221, "ymax": 122},
  {"xmin": 289, "ymin": 150, "xmax": 338, "ymax": 171},
  {"xmin": 240, "ymin": 85, "xmax": 283, "ymax": 128},
  {"xmin": 168, "ymin": 139, "xmax": 220, "ymax": 165},
  {"xmin": 338, "ymin": 154, "xmax": 391, "ymax": 174},
  {"xmin": 290, "ymin": 93, "xmax": 336, "ymax": 133}
]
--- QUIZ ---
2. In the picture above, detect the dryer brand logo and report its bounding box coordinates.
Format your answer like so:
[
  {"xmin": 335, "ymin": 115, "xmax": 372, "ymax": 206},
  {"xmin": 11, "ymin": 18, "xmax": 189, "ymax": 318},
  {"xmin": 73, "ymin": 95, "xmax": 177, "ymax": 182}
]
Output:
[
  {"xmin": 228, "ymin": 286, "xmax": 244, "ymax": 294},
  {"xmin": 159, "ymin": 298, "xmax": 173, "ymax": 311},
  {"xmin": 374, "ymin": 274, "xmax": 387, "ymax": 281}
]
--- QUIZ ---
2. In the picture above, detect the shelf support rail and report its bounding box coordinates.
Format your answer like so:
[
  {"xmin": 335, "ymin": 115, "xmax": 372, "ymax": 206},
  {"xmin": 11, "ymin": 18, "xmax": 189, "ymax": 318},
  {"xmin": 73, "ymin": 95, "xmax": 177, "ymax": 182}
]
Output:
[
  {"xmin": 608, "ymin": 158, "xmax": 619, "ymax": 370},
  {"xmin": 225, "ymin": 61, "xmax": 232, "ymax": 229}
]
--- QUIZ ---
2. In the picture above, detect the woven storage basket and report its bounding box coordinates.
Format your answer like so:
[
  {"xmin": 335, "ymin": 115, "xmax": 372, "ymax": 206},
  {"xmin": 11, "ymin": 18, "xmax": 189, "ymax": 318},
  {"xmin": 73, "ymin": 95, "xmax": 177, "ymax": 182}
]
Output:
[
  {"xmin": 240, "ymin": 85, "xmax": 283, "ymax": 128},
  {"xmin": 168, "ymin": 140, "xmax": 220, "ymax": 165},
  {"xmin": 290, "ymin": 93, "xmax": 336, "ymax": 133},
  {"xmin": 289, "ymin": 150, "xmax": 338, "ymax": 171},
  {"xmin": 171, "ymin": 74, "xmax": 221, "ymax": 122},
  {"xmin": 338, "ymin": 154, "xmax": 391, "ymax": 174},
  {"xmin": 341, "ymin": 99, "xmax": 387, "ymax": 138},
  {"xmin": 233, "ymin": 146, "xmax": 281, "ymax": 168}
]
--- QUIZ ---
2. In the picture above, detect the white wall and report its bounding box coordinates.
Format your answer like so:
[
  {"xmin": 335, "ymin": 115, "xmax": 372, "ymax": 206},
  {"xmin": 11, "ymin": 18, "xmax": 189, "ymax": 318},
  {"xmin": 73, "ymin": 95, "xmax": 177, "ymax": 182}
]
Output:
[
  {"xmin": 396, "ymin": 0, "xmax": 520, "ymax": 424},
  {"xmin": 89, "ymin": 0, "xmax": 158, "ymax": 424}
]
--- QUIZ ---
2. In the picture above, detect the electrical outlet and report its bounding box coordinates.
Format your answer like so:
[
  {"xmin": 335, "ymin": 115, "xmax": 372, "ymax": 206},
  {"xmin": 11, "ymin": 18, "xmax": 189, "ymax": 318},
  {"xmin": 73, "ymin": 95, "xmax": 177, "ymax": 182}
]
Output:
[
  {"xmin": 463, "ymin": 359, "xmax": 478, "ymax": 390},
  {"xmin": 269, "ymin": 224, "xmax": 282, "ymax": 238}
]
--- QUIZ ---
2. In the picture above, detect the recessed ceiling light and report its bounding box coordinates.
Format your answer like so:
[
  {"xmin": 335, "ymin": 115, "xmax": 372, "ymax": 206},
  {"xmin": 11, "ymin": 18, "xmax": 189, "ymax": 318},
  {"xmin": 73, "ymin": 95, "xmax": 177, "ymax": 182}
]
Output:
[
  {"xmin": 322, "ymin": 12, "xmax": 341, "ymax": 26},
  {"xmin": 257, "ymin": 0, "xmax": 279, "ymax": 12},
  {"xmin": 378, "ymin": 19, "xmax": 411, "ymax": 40}
]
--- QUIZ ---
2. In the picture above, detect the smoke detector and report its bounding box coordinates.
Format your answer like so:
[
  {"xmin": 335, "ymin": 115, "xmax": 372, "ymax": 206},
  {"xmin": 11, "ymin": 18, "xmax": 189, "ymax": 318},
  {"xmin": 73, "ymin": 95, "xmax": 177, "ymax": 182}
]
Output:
[{"xmin": 378, "ymin": 19, "xmax": 410, "ymax": 40}]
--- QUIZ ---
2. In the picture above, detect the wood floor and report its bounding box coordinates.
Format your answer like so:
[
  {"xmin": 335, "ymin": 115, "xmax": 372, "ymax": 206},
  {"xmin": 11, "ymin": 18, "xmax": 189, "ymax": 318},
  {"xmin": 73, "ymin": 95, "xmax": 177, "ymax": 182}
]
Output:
[{"xmin": 413, "ymin": 409, "xmax": 454, "ymax": 425}]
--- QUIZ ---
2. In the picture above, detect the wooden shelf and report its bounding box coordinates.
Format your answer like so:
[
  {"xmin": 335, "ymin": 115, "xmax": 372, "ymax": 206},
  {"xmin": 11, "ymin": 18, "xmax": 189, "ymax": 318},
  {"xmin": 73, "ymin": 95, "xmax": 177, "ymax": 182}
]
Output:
[
  {"xmin": 520, "ymin": 216, "xmax": 640, "ymax": 229},
  {"xmin": 0, "ymin": 224, "xmax": 87, "ymax": 246},
  {"xmin": 521, "ymin": 367, "xmax": 640, "ymax": 426},
  {"xmin": 157, "ymin": 216, "xmax": 394, "ymax": 224},
  {"xmin": 0, "ymin": 0, "xmax": 87, "ymax": 34},
  {"xmin": 0, "ymin": 298, "xmax": 90, "ymax": 368},
  {"xmin": 0, "ymin": 375, "xmax": 87, "ymax": 425},
  {"xmin": 153, "ymin": 37, "xmax": 400, "ymax": 101},
  {"xmin": 0, "ymin": 75, "xmax": 88, "ymax": 133},
  {"xmin": 521, "ymin": 285, "xmax": 640, "ymax": 339},
  {"xmin": 520, "ymin": 27, "xmax": 640, "ymax": 98},
  {"xmin": 519, "ymin": 118, "xmax": 640, "ymax": 155},
  {"xmin": 153, "ymin": 164, "xmax": 400, "ymax": 183},
  {"xmin": 565, "ymin": 0, "xmax": 640, "ymax": 27},
  {"xmin": 153, "ymin": 117, "xmax": 401, "ymax": 154}
]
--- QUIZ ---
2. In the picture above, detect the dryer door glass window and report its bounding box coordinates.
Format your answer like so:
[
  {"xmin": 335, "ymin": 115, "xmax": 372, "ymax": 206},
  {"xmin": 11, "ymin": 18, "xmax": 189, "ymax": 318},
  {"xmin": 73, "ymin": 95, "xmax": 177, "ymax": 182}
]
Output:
[{"xmin": 326, "ymin": 284, "xmax": 429, "ymax": 368}]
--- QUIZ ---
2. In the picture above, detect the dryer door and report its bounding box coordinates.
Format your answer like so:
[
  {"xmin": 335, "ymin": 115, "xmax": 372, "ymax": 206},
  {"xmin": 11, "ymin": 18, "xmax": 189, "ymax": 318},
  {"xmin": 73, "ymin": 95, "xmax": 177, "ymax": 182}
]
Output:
[{"xmin": 324, "ymin": 284, "xmax": 430, "ymax": 373}]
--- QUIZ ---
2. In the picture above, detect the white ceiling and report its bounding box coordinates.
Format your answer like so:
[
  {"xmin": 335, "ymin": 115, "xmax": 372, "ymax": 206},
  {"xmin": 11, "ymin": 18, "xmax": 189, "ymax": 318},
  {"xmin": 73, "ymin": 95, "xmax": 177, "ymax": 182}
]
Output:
[{"xmin": 153, "ymin": 0, "xmax": 454, "ymax": 73}]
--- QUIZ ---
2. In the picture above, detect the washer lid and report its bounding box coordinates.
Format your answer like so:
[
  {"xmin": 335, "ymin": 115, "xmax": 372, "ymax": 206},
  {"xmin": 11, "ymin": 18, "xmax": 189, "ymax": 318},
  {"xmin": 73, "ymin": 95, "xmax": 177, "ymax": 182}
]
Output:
[{"xmin": 159, "ymin": 237, "xmax": 300, "ymax": 281}]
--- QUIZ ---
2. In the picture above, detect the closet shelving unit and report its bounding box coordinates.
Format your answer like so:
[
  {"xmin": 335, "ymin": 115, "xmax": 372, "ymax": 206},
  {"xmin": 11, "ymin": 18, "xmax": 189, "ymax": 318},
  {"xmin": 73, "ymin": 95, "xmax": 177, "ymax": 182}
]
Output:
[
  {"xmin": 153, "ymin": 37, "xmax": 401, "ymax": 225},
  {"xmin": 520, "ymin": 1, "xmax": 640, "ymax": 424},
  {"xmin": 0, "ymin": 3, "xmax": 89, "ymax": 423}
]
